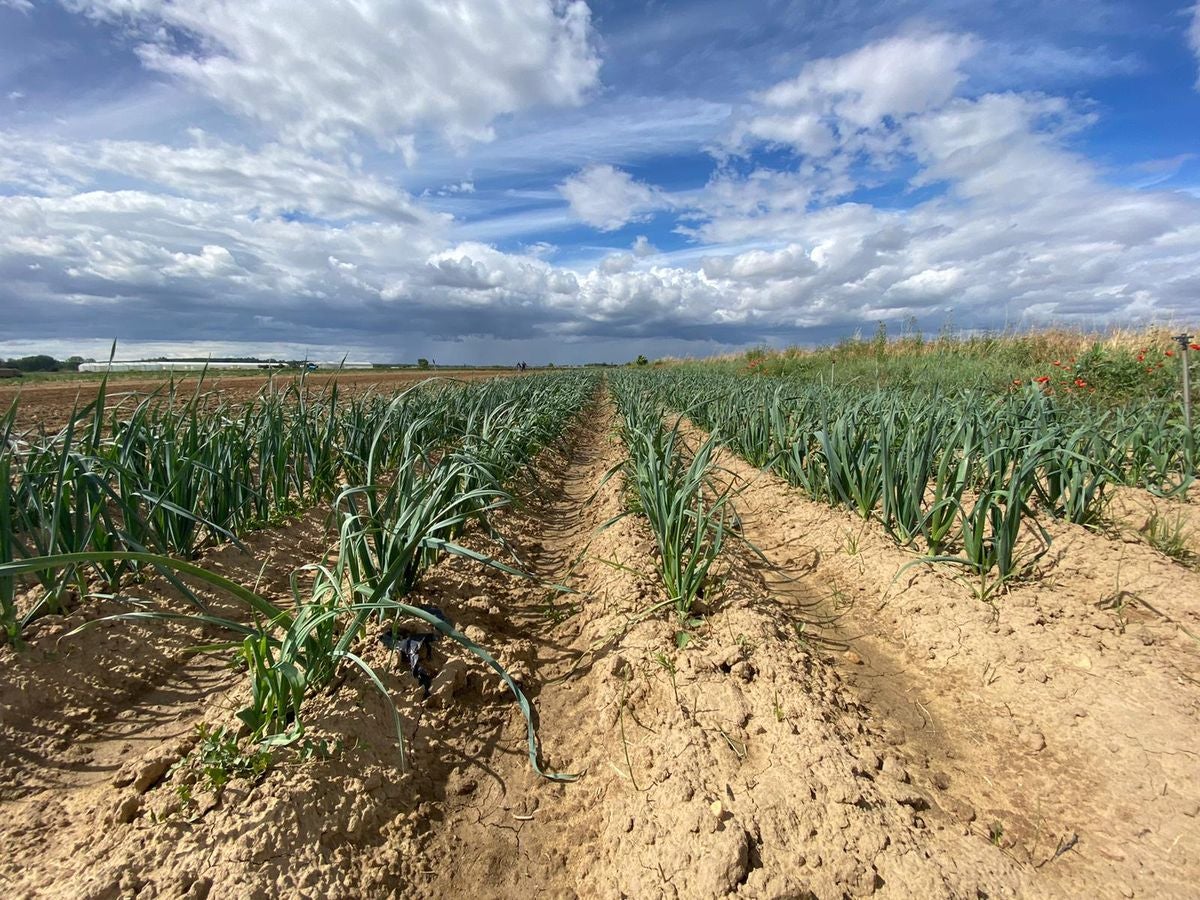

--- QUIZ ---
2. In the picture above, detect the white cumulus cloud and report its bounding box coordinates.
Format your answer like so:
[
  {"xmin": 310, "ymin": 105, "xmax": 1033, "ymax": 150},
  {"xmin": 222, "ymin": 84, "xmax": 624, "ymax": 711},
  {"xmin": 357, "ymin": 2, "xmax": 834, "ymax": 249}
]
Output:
[
  {"xmin": 558, "ymin": 164, "xmax": 666, "ymax": 231},
  {"xmin": 631, "ymin": 235, "xmax": 657, "ymax": 257},
  {"xmin": 63, "ymin": 0, "xmax": 601, "ymax": 155},
  {"xmin": 758, "ymin": 31, "xmax": 977, "ymax": 123},
  {"xmin": 735, "ymin": 32, "xmax": 978, "ymax": 158}
]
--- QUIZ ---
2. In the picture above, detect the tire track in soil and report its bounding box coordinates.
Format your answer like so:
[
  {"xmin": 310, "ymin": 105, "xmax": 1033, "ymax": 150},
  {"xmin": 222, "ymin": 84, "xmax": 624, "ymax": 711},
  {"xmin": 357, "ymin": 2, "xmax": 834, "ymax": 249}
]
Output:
[
  {"xmin": 692, "ymin": 425, "xmax": 1200, "ymax": 900},
  {"xmin": 0, "ymin": 509, "xmax": 336, "ymax": 896}
]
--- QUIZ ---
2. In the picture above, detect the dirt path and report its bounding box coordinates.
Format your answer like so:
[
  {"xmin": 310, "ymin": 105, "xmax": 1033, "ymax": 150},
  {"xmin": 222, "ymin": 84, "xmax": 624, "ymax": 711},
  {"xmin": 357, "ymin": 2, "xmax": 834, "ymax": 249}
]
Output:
[{"xmin": 693, "ymin": 426, "xmax": 1200, "ymax": 899}]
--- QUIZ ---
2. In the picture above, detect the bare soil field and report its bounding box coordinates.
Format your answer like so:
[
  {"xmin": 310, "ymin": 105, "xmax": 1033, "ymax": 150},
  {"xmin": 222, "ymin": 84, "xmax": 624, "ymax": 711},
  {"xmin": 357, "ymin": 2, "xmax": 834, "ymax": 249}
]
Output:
[
  {"xmin": 0, "ymin": 369, "xmax": 518, "ymax": 431},
  {"xmin": 0, "ymin": 395, "xmax": 1196, "ymax": 898}
]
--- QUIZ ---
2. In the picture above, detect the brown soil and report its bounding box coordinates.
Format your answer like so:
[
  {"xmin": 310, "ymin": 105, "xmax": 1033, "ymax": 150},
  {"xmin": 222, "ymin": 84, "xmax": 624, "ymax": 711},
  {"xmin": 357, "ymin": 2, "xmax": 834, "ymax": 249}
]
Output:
[
  {"xmin": 0, "ymin": 393, "xmax": 1195, "ymax": 898},
  {"xmin": 688, "ymin": 425, "xmax": 1200, "ymax": 899},
  {"xmin": 0, "ymin": 369, "xmax": 519, "ymax": 431},
  {"xmin": 404, "ymin": 400, "xmax": 1033, "ymax": 900}
]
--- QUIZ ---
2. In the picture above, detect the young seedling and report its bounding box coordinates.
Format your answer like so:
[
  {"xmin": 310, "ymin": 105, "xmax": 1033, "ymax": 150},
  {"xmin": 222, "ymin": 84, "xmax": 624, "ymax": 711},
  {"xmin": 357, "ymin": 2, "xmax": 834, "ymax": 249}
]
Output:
[
  {"xmin": 989, "ymin": 821, "xmax": 1005, "ymax": 847},
  {"xmin": 653, "ymin": 650, "xmax": 680, "ymax": 705}
]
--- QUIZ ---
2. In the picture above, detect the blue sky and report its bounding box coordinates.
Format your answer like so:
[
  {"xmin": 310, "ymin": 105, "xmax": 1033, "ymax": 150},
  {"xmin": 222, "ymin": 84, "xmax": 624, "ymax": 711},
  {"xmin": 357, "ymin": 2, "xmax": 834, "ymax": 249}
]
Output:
[{"xmin": 1, "ymin": 0, "xmax": 1199, "ymax": 364}]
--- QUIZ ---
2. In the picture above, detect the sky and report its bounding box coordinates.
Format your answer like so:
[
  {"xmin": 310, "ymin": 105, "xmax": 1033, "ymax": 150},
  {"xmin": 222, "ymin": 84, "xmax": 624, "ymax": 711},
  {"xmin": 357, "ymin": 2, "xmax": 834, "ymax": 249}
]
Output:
[{"xmin": 1, "ymin": 1, "xmax": 1200, "ymax": 365}]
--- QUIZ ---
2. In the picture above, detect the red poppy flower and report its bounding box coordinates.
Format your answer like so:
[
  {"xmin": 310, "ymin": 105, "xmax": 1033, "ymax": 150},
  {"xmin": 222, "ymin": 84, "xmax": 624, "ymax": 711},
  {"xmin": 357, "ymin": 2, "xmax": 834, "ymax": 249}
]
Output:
[
  {"xmin": 1190, "ymin": 343, "xmax": 1200, "ymax": 351},
  {"xmin": 1165, "ymin": 350, "xmax": 1174, "ymax": 357},
  {"xmin": 1035, "ymin": 375, "xmax": 1050, "ymax": 384}
]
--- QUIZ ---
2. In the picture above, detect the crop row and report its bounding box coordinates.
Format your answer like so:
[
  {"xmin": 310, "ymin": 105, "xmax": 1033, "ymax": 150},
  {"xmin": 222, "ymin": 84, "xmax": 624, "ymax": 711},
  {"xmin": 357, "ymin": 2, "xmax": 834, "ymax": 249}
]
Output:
[
  {"xmin": 2, "ymin": 370, "xmax": 597, "ymax": 768},
  {"xmin": 623, "ymin": 371, "xmax": 1196, "ymax": 599},
  {"xmin": 608, "ymin": 373, "xmax": 733, "ymax": 621},
  {"xmin": 1, "ymin": 371, "xmax": 594, "ymax": 649}
]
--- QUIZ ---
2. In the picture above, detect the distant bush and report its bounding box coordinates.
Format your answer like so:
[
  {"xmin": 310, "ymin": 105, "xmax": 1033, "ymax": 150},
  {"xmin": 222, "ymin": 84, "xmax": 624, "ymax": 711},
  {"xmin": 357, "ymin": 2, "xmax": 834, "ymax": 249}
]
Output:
[
  {"xmin": 0, "ymin": 354, "xmax": 93, "ymax": 373},
  {"xmin": 3, "ymin": 354, "xmax": 61, "ymax": 372}
]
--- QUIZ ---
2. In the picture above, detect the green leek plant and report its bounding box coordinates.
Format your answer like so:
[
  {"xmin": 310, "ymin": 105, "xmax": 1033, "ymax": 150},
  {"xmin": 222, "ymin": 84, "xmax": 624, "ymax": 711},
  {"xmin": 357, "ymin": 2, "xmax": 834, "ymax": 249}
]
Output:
[
  {"xmin": 611, "ymin": 378, "xmax": 735, "ymax": 617},
  {"xmin": 0, "ymin": 366, "xmax": 596, "ymax": 772},
  {"xmin": 0, "ymin": 551, "xmax": 569, "ymax": 778},
  {"xmin": 0, "ymin": 368, "xmax": 595, "ymax": 638}
]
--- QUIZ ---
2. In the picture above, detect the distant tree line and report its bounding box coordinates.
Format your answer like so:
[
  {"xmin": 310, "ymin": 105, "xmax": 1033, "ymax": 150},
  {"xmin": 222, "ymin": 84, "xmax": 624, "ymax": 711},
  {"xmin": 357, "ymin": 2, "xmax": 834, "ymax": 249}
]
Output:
[{"xmin": 0, "ymin": 355, "xmax": 94, "ymax": 372}]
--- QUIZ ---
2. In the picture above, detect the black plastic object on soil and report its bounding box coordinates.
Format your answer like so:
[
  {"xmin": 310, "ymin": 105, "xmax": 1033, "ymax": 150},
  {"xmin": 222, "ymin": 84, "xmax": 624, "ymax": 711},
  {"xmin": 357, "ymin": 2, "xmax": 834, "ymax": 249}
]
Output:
[{"xmin": 380, "ymin": 605, "xmax": 452, "ymax": 697}]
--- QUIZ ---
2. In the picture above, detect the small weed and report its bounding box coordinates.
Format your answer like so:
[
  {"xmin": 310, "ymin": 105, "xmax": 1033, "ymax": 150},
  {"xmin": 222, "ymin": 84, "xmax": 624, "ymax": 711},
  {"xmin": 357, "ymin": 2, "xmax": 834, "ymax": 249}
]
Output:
[
  {"xmin": 245, "ymin": 497, "xmax": 305, "ymax": 531},
  {"xmin": 543, "ymin": 599, "xmax": 580, "ymax": 625},
  {"xmin": 294, "ymin": 736, "xmax": 345, "ymax": 762},
  {"xmin": 170, "ymin": 723, "xmax": 273, "ymax": 801},
  {"xmin": 734, "ymin": 632, "xmax": 756, "ymax": 658},
  {"xmin": 829, "ymin": 584, "xmax": 851, "ymax": 610},
  {"xmin": 1097, "ymin": 553, "xmax": 1131, "ymax": 633},
  {"xmin": 1142, "ymin": 510, "xmax": 1196, "ymax": 566},
  {"xmin": 792, "ymin": 620, "xmax": 812, "ymax": 649},
  {"xmin": 935, "ymin": 566, "xmax": 1016, "ymax": 607},
  {"xmin": 844, "ymin": 527, "xmax": 862, "ymax": 556},
  {"xmin": 772, "ymin": 689, "xmax": 786, "ymax": 723},
  {"xmin": 1097, "ymin": 589, "xmax": 1138, "ymax": 635},
  {"xmin": 989, "ymin": 821, "xmax": 1005, "ymax": 847}
]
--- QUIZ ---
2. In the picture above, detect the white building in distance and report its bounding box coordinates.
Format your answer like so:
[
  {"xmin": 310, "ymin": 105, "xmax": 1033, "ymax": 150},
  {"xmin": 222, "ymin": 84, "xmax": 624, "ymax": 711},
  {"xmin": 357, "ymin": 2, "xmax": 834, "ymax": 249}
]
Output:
[{"xmin": 77, "ymin": 361, "xmax": 375, "ymax": 373}]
